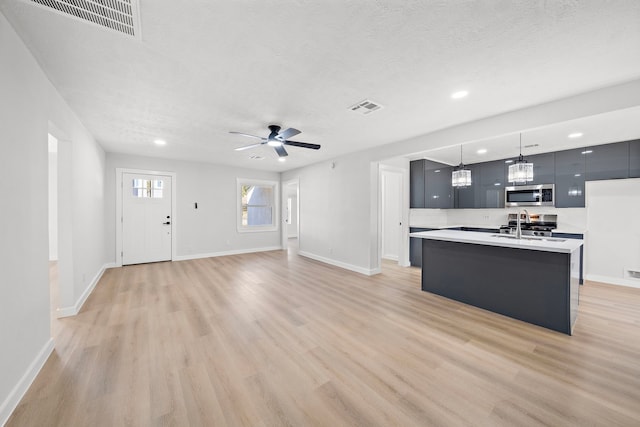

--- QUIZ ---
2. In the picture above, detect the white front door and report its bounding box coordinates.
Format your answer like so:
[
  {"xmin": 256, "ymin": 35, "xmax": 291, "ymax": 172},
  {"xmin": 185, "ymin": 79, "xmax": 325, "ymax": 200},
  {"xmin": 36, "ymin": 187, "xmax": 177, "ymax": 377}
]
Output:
[{"xmin": 122, "ymin": 173, "xmax": 172, "ymax": 265}]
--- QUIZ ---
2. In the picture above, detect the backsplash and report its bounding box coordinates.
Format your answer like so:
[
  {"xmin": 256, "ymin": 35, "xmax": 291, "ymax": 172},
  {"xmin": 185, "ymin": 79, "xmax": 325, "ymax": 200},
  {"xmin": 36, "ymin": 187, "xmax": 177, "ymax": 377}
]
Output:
[{"xmin": 411, "ymin": 207, "xmax": 587, "ymax": 232}]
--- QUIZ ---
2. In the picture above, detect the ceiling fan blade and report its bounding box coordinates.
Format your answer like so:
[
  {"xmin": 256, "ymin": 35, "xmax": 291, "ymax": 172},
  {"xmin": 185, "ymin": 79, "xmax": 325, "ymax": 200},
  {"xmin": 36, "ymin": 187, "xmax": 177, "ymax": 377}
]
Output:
[
  {"xmin": 229, "ymin": 131, "xmax": 265, "ymax": 140},
  {"xmin": 274, "ymin": 145, "xmax": 288, "ymax": 157},
  {"xmin": 276, "ymin": 127, "xmax": 301, "ymax": 140},
  {"xmin": 283, "ymin": 140, "xmax": 321, "ymax": 150},
  {"xmin": 235, "ymin": 143, "xmax": 263, "ymax": 151}
]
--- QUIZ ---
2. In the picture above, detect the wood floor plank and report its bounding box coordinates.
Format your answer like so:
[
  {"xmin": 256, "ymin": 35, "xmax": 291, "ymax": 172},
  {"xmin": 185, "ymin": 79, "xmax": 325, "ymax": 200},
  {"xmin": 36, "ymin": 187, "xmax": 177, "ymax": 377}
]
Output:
[{"xmin": 7, "ymin": 251, "xmax": 640, "ymax": 426}]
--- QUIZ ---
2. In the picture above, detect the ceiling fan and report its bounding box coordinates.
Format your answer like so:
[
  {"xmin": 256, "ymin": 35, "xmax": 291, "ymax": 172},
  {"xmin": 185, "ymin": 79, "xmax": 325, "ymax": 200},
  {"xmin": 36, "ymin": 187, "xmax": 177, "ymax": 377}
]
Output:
[{"xmin": 230, "ymin": 125, "xmax": 321, "ymax": 158}]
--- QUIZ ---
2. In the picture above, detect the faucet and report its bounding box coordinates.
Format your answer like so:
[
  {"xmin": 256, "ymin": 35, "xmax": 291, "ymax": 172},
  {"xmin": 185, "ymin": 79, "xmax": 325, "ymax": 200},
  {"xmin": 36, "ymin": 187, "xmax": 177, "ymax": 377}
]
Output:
[{"xmin": 515, "ymin": 209, "xmax": 530, "ymax": 239}]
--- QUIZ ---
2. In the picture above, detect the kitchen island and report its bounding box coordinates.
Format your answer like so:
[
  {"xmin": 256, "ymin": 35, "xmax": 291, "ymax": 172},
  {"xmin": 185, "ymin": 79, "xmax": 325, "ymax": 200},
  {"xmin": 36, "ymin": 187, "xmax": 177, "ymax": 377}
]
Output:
[{"xmin": 410, "ymin": 230, "xmax": 583, "ymax": 335}]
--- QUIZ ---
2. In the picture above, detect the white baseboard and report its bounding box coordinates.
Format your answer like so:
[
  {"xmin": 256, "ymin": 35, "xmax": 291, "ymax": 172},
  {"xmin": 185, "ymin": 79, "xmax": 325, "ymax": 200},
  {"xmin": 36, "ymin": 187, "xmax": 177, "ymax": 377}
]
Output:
[
  {"xmin": 298, "ymin": 251, "xmax": 381, "ymax": 276},
  {"xmin": 0, "ymin": 338, "xmax": 54, "ymax": 426},
  {"xmin": 173, "ymin": 246, "xmax": 283, "ymax": 262},
  {"xmin": 382, "ymin": 254, "xmax": 399, "ymax": 261},
  {"xmin": 57, "ymin": 262, "xmax": 114, "ymax": 318},
  {"xmin": 585, "ymin": 274, "xmax": 640, "ymax": 289}
]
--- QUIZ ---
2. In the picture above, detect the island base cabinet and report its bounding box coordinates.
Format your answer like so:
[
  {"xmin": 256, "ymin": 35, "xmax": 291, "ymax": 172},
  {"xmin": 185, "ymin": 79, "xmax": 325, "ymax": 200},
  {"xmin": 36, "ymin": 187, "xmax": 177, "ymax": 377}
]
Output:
[{"xmin": 421, "ymin": 239, "xmax": 579, "ymax": 335}]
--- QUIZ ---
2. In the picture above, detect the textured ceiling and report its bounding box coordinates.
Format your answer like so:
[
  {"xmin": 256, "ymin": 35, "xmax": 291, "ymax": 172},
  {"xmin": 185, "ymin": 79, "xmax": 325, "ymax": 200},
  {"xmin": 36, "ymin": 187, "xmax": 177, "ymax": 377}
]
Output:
[{"xmin": 2, "ymin": 0, "xmax": 640, "ymax": 171}]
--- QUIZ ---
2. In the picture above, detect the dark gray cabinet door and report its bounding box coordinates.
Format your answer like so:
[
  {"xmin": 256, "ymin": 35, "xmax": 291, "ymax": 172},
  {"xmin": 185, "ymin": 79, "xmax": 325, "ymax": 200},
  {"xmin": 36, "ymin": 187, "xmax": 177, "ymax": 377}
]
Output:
[
  {"xmin": 479, "ymin": 160, "xmax": 507, "ymax": 208},
  {"xmin": 585, "ymin": 141, "xmax": 629, "ymax": 181},
  {"xmin": 528, "ymin": 152, "xmax": 555, "ymax": 185},
  {"xmin": 424, "ymin": 160, "xmax": 454, "ymax": 209},
  {"xmin": 410, "ymin": 160, "xmax": 425, "ymax": 208},
  {"xmin": 454, "ymin": 164, "xmax": 480, "ymax": 208},
  {"xmin": 555, "ymin": 148, "xmax": 586, "ymax": 208},
  {"xmin": 630, "ymin": 139, "xmax": 640, "ymax": 178}
]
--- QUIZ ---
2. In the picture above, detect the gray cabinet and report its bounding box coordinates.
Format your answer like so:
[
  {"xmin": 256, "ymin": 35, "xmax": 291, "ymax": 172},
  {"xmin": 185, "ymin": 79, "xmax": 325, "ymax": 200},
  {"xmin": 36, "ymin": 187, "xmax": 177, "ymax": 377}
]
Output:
[
  {"xmin": 630, "ymin": 139, "xmax": 640, "ymax": 178},
  {"xmin": 555, "ymin": 148, "xmax": 586, "ymax": 208},
  {"xmin": 410, "ymin": 228, "xmax": 434, "ymax": 267},
  {"xmin": 479, "ymin": 160, "xmax": 506, "ymax": 208},
  {"xmin": 410, "ymin": 160, "xmax": 425, "ymax": 208},
  {"xmin": 585, "ymin": 141, "xmax": 629, "ymax": 181},
  {"xmin": 454, "ymin": 164, "xmax": 481, "ymax": 208},
  {"xmin": 528, "ymin": 152, "xmax": 555, "ymax": 185},
  {"xmin": 424, "ymin": 160, "xmax": 454, "ymax": 209}
]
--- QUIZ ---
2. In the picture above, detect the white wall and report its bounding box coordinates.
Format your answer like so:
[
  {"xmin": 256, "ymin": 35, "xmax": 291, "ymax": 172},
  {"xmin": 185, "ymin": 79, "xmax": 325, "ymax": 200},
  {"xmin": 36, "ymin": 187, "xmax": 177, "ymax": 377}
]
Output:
[
  {"xmin": 586, "ymin": 178, "xmax": 640, "ymax": 288},
  {"xmin": 105, "ymin": 153, "xmax": 282, "ymax": 261},
  {"xmin": 282, "ymin": 155, "xmax": 378, "ymax": 275},
  {"xmin": 0, "ymin": 12, "xmax": 107, "ymax": 424}
]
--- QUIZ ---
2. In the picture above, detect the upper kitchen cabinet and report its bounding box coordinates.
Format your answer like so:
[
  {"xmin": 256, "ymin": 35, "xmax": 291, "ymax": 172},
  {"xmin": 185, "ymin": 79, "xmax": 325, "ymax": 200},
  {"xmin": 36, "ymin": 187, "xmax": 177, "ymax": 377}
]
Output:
[
  {"xmin": 585, "ymin": 141, "xmax": 629, "ymax": 181},
  {"xmin": 410, "ymin": 160, "xmax": 425, "ymax": 208},
  {"xmin": 527, "ymin": 152, "xmax": 555, "ymax": 185},
  {"xmin": 454, "ymin": 163, "xmax": 481, "ymax": 208},
  {"xmin": 424, "ymin": 160, "xmax": 454, "ymax": 209},
  {"xmin": 479, "ymin": 160, "xmax": 506, "ymax": 208},
  {"xmin": 630, "ymin": 139, "xmax": 640, "ymax": 178},
  {"xmin": 555, "ymin": 148, "xmax": 586, "ymax": 208}
]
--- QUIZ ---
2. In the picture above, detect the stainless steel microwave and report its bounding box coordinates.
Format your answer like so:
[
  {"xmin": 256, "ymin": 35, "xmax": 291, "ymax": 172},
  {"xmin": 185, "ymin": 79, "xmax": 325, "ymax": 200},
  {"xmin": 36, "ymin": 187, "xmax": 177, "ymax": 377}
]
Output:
[{"xmin": 505, "ymin": 184, "xmax": 555, "ymax": 207}]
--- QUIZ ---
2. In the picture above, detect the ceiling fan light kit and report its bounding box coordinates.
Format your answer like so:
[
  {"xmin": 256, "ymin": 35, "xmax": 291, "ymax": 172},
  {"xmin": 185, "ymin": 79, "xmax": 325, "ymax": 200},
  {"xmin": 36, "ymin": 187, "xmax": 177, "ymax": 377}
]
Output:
[{"xmin": 231, "ymin": 125, "xmax": 321, "ymax": 158}]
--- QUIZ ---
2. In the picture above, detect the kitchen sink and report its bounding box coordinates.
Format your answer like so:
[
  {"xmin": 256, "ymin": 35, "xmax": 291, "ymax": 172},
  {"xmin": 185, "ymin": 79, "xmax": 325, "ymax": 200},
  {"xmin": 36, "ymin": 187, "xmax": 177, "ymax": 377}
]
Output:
[{"xmin": 490, "ymin": 234, "xmax": 566, "ymax": 243}]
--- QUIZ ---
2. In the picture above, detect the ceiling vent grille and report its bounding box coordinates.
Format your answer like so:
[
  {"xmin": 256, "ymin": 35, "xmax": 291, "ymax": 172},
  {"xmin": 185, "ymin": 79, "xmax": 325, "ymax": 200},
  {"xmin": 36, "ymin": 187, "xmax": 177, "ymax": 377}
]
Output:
[
  {"xmin": 29, "ymin": 0, "xmax": 141, "ymax": 38},
  {"xmin": 348, "ymin": 99, "xmax": 383, "ymax": 115}
]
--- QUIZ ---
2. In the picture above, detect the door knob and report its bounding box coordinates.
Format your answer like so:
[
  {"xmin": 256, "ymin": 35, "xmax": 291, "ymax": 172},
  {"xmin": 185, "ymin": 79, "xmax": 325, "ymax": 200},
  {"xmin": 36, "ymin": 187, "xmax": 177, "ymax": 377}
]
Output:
[{"xmin": 163, "ymin": 221, "xmax": 171, "ymax": 225}]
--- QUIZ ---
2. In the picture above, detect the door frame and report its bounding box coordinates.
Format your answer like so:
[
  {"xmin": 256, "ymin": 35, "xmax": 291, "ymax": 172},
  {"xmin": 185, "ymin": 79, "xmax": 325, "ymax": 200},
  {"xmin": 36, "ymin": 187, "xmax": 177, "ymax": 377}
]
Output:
[
  {"xmin": 281, "ymin": 177, "xmax": 300, "ymax": 250},
  {"xmin": 378, "ymin": 164, "xmax": 409, "ymax": 267},
  {"xmin": 115, "ymin": 168, "xmax": 177, "ymax": 267}
]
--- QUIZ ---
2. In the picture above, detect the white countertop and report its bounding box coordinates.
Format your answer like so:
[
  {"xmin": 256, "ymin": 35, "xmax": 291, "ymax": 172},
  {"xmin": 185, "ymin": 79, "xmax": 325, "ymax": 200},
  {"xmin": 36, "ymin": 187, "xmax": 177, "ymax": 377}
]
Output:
[{"xmin": 410, "ymin": 230, "xmax": 583, "ymax": 254}]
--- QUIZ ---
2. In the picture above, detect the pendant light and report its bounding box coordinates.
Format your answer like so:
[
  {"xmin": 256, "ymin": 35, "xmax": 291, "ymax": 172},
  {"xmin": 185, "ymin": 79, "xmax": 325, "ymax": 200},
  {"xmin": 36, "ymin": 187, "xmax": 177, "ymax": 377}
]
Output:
[
  {"xmin": 508, "ymin": 133, "xmax": 534, "ymax": 184},
  {"xmin": 452, "ymin": 145, "xmax": 472, "ymax": 187}
]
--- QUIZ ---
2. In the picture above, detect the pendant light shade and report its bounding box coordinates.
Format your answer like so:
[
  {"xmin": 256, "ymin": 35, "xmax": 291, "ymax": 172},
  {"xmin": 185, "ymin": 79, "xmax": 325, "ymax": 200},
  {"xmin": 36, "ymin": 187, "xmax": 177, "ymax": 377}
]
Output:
[
  {"xmin": 508, "ymin": 134, "xmax": 534, "ymax": 184},
  {"xmin": 452, "ymin": 145, "xmax": 472, "ymax": 187}
]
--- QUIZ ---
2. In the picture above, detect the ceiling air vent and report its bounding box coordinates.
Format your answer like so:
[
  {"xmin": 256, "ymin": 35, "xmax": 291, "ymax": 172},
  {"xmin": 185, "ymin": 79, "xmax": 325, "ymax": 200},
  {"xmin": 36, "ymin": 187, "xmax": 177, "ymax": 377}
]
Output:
[
  {"xmin": 348, "ymin": 99, "xmax": 383, "ymax": 115},
  {"xmin": 29, "ymin": 0, "xmax": 141, "ymax": 38}
]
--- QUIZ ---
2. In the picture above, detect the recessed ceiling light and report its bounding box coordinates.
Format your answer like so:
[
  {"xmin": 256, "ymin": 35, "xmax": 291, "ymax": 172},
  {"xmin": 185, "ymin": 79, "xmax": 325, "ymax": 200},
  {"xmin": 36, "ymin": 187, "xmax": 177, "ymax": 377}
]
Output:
[
  {"xmin": 477, "ymin": 148, "xmax": 487, "ymax": 155},
  {"xmin": 154, "ymin": 139, "xmax": 166, "ymax": 146},
  {"xmin": 278, "ymin": 157, "xmax": 286, "ymax": 162},
  {"xmin": 451, "ymin": 90, "xmax": 469, "ymax": 99},
  {"xmin": 568, "ymin": 132, "xmax": 583, "ymax": 139},
  {"xmin": 581, "ymin": 150, "xmax": 593, "ymax": 155},
  {"xmin": 434, "ymin": 169, "xmax": 441, "ymax": 173},
  {"xmin": 574, "ymin": 173, "xmax": 581, "ymax": 177},
  {"xmin": 505, "ymin": 160, "xmax": 514, "ymax": 164}
]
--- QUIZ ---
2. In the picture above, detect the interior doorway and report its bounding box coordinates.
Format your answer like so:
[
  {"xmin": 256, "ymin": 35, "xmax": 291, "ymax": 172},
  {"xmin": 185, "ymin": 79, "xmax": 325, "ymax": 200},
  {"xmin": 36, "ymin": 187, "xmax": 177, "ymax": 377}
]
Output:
[
  {"xmin": 282, "ymin": 179, "xmax": 299, "ymax": 254},
  {"xmin": 381, "ymin": 168, "xmax": 402, "ymax": 261},
  {"xmin": 378, "ymin": 162, "xmax": 410, "ymax": 271}
]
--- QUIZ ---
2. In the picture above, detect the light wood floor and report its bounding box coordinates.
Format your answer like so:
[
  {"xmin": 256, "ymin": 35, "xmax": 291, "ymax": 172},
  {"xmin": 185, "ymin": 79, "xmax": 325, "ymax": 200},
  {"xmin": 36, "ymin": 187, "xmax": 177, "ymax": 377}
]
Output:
[{"xmin": 8, "ymin": 251, "xmax": 640, "ymax": 426}]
